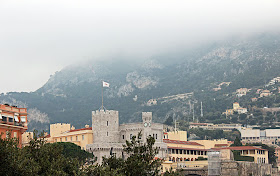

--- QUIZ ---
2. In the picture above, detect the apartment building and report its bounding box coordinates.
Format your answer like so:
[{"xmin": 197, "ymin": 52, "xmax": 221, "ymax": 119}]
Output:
[
  {"xmin": 0, "ymin": 104, "xmax": 28, "ymax": 147},
  {"xmin": 44, "ymin": 123, "xmax": 93, "ymax": 150}
]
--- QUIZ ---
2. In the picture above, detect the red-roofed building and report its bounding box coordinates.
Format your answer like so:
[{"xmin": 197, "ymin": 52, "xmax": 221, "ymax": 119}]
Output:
[
  {"xmin": 44, "ymin": 123, "xmax": 93, "ymax": 150},
  {"xmin": 0, "ymin": 104, "xmax": 28, "ymax": 147},
  {"xmin": 163, "ymin": 138, "xmax": 207, "ymax": 162}
]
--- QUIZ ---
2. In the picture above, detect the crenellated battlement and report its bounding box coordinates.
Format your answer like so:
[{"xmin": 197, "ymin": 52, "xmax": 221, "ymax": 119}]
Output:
[
  {"xmin": 92, "ymin": 110, "xmax": 118, "ymax": 116},
  {"xmin": 142, "ymin": 112, "xmax": 152, "ymax": 121}
]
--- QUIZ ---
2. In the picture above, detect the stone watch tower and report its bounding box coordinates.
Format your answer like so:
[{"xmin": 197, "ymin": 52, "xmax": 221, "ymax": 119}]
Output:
[
  {"xmin": 142, "ymin": 112, "xmax": 152, "ymax": 140},
  {"xmin": 92, "ymin": 109, "xmax": 119, "ymax": 143}
]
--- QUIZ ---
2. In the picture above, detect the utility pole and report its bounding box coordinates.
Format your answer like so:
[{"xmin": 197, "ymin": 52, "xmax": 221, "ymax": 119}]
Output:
[
  {"xmin": 193, "ymin": 103, "xmax": 195, "ymax": 122},
  {"xmin": 200, "ymin": 101, "xmax": 203, "ymax": 117}
]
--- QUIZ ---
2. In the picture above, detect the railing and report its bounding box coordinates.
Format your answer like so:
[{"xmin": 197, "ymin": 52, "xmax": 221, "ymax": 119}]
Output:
[{"xmin": 1, "ymin": 119, "xmax": 25, "ymax": 127}]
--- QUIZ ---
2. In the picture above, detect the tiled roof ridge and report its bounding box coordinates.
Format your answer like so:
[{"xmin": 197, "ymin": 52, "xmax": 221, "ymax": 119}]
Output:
[
  {"xmin": 69, "ymin": 127, "xmax": 92, "ymax": 132},
  {"xmin": 163, "ymin": 139, "xmax": 203, "ymax": 146}
]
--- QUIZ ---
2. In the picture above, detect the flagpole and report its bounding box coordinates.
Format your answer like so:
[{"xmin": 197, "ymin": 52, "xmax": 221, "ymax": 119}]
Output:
[{"xmin": 101, "ymin": 81, "xmax": 104, "ymax": 110}]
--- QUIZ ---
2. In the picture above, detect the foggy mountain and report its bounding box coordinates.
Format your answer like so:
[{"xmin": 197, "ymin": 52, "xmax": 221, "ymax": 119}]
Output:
[{"xmin": 1, "ymin": 33, "xmax": 280, "ymax": 131}]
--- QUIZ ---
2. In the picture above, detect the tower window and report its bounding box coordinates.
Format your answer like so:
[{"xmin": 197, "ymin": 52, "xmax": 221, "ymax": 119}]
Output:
[
  {"xmin": 107, "ymin": 132, "xmax": 108, "ymax": 136},
  {"xmin": 107, "ymin": 121, "xmax": 108, "ymax": 126},
  {"xmin": 123, "ymin": 135, "xmax": 124, "ymax": 139},
  {"xmin": 156, "ymin": 134, "xmax": 157, "ymax": 139}
]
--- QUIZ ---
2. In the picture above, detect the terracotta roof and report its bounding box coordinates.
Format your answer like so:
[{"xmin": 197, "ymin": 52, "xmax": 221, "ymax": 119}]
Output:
[
  {"xmin": 163, "ymin": 139, "xmax": 203, "ymax": 146},
  {"xmin": 69, "ymin": 127, "xmax": 92, "ymax": 132},
  {"xmin": 213, "ymin": 146, "xmax": 267, "ymax": 151},
  {"xmin": 168, "ymin": 146, "xmax": 208, "ymax": 151},
  {"xmin": 45, "ymin": 134, "xmax": 51, "ymax": 138},
  {"xmin": 163, "ymin": 132, "xmax": 168, "ymax": 135}
]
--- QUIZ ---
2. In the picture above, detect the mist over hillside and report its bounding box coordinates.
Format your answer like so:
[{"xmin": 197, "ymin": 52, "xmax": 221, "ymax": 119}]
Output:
[{"xmin": 1, "ymin": 33, "xmax": 280, "ymax": 131}]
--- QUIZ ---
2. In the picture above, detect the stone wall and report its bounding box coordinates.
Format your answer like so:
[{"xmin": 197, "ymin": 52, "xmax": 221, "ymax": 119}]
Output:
[
  {"xmin": 220, "ymin": 160, "xmax": 278, "ymax": 176},
  {"xmin": 180, "ymin": 160, "xmax": 279, "ymax": 176}
]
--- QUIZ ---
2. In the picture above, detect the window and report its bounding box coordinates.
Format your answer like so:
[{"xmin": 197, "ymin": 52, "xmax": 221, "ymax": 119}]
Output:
[
  {"xmin": 156, "ymin": 134, "xmax": 157, "ymax": 139},
  {"xmin": 123, "ymin": 135, "xmax": 124, "ymax": 139},
  {"xmin": 55, "ymin": 139, "xmax": 57, "ymax": 142},
  {"xmin": 82, "ymin": 135, "xmax": 84, "ymax": 140},
  {"xmin": 71, "ymin": 137, "xmax": 72, "ymax": 141},
  {"xmin": 76, "ymin": 136, "xmax": 78, "ymax": 141},
  {"xmin": 130, "ymin": 134, "xmax": 132, "ymax": 139},
  {"xmin": 8, "ymin": 117, "xmax": 13, "ymax": 123},
  {"xmin": 14, "ymin": 132, "xmax": 17, "ymax": 138},
  {"xmin": 65, "ymin": 137, "xmax": 67, "ymax": 141},
  {"xmin": 6, "ymin": 131, "xmax": 10, "ymax": 138},
  {"xmin": 107, "ymin": 132, "xmax": 108, "ymax": 136},
  {"xmin": 107, "ymin": 121, "xmax": 108, "ymax": 126},
  {"xmin": 60, "ymin": 138, "xmax": 62, "ymax": 142}
]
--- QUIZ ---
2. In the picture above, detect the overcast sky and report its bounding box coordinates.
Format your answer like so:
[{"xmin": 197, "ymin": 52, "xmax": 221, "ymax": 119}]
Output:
[{"xmin": 0, "ymin": 0, "xmax": 280, "ymax": 93}]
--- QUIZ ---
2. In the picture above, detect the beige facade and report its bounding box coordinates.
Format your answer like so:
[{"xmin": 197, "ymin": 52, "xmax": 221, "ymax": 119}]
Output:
[
  {"xmin": 214, "ymin": 146, "xmax": 269, "ymax": 164},
  {"xmin": 233, "ymin": 102, "xmax": 240, "ymax": 110},
  {"xmin": 163, "ymin": 130, "xmax": 187, "ymax": 141},
  {"xmin": 45, "ymin": 123, "xmax": 93, "ymax": 150},
  {"xmin": 192, "ymin": 139, "xmax": 229, "ymax": 149},
  {"xmin": 22, "ymin": 131, "xmax": 33, "ymax": 147}
]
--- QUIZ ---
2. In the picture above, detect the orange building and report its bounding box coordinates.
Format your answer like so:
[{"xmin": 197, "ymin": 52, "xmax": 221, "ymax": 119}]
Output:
[{"xmin": 0, "ymin": 104, "xmax": 28, "ymax": 147}]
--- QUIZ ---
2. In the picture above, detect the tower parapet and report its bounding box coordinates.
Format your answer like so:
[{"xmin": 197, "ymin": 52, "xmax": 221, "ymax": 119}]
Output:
[{"xmin": 92, "ymin": 109, "xmax": 119, "ymax": 143}]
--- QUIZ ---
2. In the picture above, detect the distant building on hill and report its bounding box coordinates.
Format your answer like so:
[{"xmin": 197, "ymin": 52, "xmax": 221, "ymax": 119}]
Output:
[
  {"xmin": 0, "ymin": 104, "xmax": 28, "ymax": 147},
  {"xmin": 223, "ymin": 102, "xmax": 247, "ymax": 115},
  {"xmin": 236, "ymin": 88, "xmax": 249, "ymax": 97},
  {"xmin": 260, "ymin": 90, "xmax": 272, "ymax": 97}
]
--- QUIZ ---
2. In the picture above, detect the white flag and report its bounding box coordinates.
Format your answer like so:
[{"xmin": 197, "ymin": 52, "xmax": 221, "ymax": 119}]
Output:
[{"xmin": 103, "ymin": 81, "xmax": 110, "ymax": 87}]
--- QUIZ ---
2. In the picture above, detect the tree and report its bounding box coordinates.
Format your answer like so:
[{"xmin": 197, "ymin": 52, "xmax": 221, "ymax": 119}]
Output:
[
  {"xmin": 0, "ymin": 130, "xmax": 92, "ymax": 176},
  {"xmin": 84, "ymin": 132, "xmax": 166, "ymax": 176},
  {"xmin": 231, "ymin": 137, "xmax": 243, "ymax": 146},
  {"xmin": 164, "ymin": 116, "xmax": 173, "ymax": 126},
  {"xmin": 53, "ymin": 142, "xmax": 94, "ymax": 162}
]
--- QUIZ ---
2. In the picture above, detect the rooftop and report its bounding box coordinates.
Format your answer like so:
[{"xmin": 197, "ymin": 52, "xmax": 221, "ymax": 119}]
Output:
[
  {"xmin": 163, "ymin": 139, "xmax": 203, "ymax": 146},
  {"xmin": 213, "ymin": 146, "xmax": 267, "ymax": 151},
  {"xmin": 69, "ymin": 127, "xmax": 92, "ymax": 133}
]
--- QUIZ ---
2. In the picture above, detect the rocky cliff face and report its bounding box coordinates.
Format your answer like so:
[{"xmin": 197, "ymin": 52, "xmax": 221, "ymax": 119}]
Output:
[{"xmin": 1, "ymin": 33, "xmax": 280, "ymax": 130}]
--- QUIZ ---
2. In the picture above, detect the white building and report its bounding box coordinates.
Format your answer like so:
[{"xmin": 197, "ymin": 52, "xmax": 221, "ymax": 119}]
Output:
[{"xmin": 241, "ymin": 128, "xmax": 280, "ymax": 145}]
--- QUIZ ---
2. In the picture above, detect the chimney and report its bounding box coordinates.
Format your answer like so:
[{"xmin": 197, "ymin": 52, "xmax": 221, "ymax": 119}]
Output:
[
  {"xmin": 71, "ymin": 126, "xmax": 75, "ymax": 130},
  {"xmin": 85, "ymin": 124, "xmax": 89, "ymax": 128}
]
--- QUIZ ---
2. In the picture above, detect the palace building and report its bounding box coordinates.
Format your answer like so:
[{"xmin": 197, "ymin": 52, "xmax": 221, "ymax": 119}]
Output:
[{"xmin": 86, "ymin": 110, "xmax": 167, "ymax": 164}]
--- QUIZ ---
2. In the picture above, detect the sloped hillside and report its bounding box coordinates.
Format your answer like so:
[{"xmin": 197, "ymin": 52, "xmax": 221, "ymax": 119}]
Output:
[{"xmin": 1, "ymin": 33, "xmax": 280, "ymax": 131}]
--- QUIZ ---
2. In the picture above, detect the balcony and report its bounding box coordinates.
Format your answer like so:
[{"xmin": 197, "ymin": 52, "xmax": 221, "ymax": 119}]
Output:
[{"xmin": 0, "ymin": 117, "xmax": 26, "ymax": 128}]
